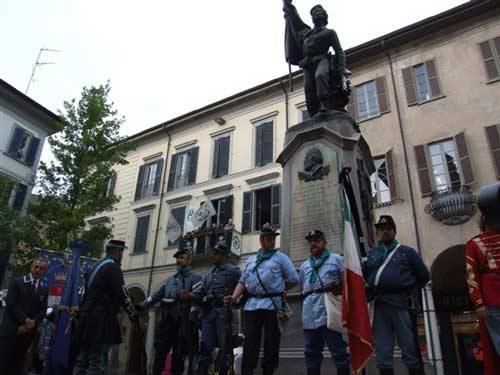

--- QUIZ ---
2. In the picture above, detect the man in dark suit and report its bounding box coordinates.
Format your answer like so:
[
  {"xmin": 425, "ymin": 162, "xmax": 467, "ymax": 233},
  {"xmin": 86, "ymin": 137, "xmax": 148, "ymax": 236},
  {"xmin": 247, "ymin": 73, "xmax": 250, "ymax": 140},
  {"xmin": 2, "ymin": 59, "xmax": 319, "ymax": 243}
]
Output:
[{"xmin": 0, "ymin": 257, "xmax": 49, "ymax": 375}]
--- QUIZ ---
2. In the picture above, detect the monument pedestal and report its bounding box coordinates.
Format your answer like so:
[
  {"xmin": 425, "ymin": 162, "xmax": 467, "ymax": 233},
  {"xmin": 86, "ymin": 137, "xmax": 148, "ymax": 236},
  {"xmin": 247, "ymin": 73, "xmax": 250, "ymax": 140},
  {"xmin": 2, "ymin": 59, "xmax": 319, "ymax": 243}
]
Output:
[{"xmin": 277, "ymin": 110, "xmax": 375, "ymax": 261}]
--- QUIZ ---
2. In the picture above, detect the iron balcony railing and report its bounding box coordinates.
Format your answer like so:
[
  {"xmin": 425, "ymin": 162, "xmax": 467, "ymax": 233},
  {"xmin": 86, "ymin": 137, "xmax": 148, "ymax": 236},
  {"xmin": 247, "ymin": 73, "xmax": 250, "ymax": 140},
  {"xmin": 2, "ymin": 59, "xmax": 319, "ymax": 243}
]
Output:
[{"xmin": 424, "ymin": 186, "xmax": 477, "ymax": 225}]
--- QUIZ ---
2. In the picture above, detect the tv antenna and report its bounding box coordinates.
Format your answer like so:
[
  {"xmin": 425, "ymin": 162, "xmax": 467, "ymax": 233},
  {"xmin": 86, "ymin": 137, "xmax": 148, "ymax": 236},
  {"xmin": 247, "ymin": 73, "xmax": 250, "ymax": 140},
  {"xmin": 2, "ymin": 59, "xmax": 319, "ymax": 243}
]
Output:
[{"xmin": 25, "ymin": 48, "xmax": 61, "ymax": 94}]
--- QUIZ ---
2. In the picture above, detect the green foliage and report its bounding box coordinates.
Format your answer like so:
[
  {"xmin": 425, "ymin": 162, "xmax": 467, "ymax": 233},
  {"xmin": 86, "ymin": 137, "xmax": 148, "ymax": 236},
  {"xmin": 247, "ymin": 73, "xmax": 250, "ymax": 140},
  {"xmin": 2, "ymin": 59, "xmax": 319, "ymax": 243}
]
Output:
[{"xmin": 30, "ymin": 82, "xmax": 132, "ymax": 257}]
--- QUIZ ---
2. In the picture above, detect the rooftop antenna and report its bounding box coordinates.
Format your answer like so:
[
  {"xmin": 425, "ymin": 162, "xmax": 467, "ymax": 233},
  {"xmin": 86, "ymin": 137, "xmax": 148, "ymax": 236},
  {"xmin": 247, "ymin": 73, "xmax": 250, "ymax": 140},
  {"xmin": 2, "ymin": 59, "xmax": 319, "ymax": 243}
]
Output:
[{"xmin": 25, "ymin": 48, "xmax": 61, "ymax": 95}]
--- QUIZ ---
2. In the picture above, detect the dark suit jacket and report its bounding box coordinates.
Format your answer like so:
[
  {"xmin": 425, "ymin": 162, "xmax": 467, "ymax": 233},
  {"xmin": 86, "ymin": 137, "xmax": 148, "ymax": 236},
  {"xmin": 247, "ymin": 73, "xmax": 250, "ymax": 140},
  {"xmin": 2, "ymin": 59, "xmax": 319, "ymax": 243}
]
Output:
[{"xmin": 0, "ymin": 274, "xmax": 48, "ymax": 337}]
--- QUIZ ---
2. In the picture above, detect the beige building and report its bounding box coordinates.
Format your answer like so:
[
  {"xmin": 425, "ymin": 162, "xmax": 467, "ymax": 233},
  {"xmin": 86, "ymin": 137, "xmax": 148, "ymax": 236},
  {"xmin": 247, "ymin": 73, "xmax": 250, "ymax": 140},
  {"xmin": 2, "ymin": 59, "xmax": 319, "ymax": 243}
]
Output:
[{"xmin": 90, "ymin": 1, "xmax": 500, "ymax": 373}]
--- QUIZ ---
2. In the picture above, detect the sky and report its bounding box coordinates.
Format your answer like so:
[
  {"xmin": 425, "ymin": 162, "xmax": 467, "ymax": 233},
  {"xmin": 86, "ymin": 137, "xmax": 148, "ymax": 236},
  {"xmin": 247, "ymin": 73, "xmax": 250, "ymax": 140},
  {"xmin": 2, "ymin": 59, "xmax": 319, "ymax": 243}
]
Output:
[{"xmin": 1, "ymin": 0, "xmax": 466, "ymax": 163}]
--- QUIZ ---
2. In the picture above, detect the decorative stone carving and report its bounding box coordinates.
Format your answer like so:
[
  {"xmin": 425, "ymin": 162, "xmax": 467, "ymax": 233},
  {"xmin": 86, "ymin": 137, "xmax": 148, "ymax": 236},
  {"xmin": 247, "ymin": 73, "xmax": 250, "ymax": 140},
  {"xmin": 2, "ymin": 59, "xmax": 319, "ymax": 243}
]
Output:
[{"xmin": 298, "ymin": 147, "xmax": 330, "ymax": 182}]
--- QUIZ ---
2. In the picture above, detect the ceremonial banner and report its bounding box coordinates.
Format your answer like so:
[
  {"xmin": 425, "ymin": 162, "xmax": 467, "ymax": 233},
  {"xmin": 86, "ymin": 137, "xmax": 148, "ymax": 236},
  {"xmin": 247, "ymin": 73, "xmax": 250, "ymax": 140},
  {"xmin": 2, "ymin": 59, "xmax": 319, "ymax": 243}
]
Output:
[
  {"xmin": 166, "ymin": 212, "xmax": 183, "ymax": 244},
  {"xmin": 341, "ymin": 183, "xmax": 374, "ymax": 374},
  {"xmin": 192, "ymin": 200, "xmax": 216, "ymax": 228}
]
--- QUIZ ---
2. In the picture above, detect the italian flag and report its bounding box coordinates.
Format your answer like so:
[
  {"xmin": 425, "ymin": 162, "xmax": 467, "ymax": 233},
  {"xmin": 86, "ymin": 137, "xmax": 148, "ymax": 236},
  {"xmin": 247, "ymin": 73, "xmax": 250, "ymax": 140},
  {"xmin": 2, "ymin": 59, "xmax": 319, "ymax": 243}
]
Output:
[{"xmin": 341, "ymin": 187, "xmax": 374, "ymax": 374}]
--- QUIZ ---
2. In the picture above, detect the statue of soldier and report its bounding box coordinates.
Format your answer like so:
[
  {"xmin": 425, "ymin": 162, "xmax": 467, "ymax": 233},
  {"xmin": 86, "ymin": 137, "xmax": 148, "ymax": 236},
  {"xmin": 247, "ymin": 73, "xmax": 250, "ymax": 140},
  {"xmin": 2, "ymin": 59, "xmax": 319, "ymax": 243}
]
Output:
[
  {"xmin": 283, "ymin": 0, "xmax": 350, "ymax": 117},
  {"xmin": 137, "ymin": 241, "xmax": 202, "ymax": 375},
  {"xmin": 190, "ymin": 237, "xmax": 241, "ymax": 375}
]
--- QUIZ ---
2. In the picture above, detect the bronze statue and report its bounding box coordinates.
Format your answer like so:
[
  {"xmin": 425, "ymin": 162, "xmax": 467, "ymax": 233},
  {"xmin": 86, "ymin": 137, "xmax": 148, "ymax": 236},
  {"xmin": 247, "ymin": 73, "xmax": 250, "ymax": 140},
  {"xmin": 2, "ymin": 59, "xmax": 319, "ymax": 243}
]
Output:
[
  {"xmin": 298, "ymin": 147, "xmax": 330, "ymax": 181},
  {"xmin": 283, "ymin": 0, "xmax": 351, "ymax": 117}
]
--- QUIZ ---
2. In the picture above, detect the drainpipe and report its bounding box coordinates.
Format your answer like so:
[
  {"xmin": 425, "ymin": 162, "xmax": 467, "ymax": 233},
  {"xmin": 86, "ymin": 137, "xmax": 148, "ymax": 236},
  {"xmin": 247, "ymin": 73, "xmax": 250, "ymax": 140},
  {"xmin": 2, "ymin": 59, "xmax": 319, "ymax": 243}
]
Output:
[
  {"xmin": 382, "ymin": 39, "xmax": 444, "ymax": 375},
  {"xmin": 146, "ymin": 126, "xmax": 171, "ymax": 296}
]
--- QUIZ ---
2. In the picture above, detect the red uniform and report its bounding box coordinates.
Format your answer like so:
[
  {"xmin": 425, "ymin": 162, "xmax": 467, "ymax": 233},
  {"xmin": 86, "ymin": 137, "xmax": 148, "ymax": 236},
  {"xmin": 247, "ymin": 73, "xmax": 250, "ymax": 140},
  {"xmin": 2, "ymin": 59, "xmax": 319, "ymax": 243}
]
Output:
[{"xmin": 465, "ymin": 229, "xmax": 500, "ymax": 374}]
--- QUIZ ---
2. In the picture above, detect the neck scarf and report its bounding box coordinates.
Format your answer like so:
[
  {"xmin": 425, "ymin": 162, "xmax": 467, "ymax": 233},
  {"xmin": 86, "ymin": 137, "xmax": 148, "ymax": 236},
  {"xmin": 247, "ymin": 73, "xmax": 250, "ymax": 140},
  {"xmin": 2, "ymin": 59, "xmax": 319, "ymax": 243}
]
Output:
[
  {"xmin": 177, "ymin": 265, "xmax": 192, "ymax": 276},
  {"xmin": 375, "ymin": 239, "xmax": 400, "ymax": 264},
  {"xmin": 254, "ymin": 249, "xmax": 276, "ymax": 270},
  {"xmin": 308, "ymin": 250, "xmax": 331, "ymax": 284}
]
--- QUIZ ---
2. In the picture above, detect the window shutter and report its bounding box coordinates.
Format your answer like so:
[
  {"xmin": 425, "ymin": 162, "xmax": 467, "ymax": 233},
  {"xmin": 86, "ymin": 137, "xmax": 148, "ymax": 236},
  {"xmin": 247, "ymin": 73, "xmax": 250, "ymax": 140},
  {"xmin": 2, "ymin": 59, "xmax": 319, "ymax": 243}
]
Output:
[
  {"xmin": 223, "ymin": 195, "xmax": 234, "ymax": 225},
  {"xmin": 485, "ymin": 125, "xmax": 500, "ymax": 179},
  {"xmin": 346, "ymin": 87, "xmax": 357, "ymax": 120},
  {"xmin": 242, "ymin": 191, "xmax": 253, "ymax": 233},
  {"xmin": 167, "ymin": 154, "xmax": 178, "ymax": 192},
  {"xmin": 24, "ymin": 137, "xmax": 41, "ymax": 166},
  {"xmin": 385, "ymin": 149, "xmax": 398, "ymax": 200},
  {"xmin": 188, "ymin": 147, "xmax": 199, "ymax": 186},
  {"xmin": 479, "ymin": 40, "xmax": 500, "ymax": 81},
  {"xmin": 107, "ymin": 172, "xmax": 117, "ymax": 197},
  {"xmin": 133, "ymin": 215, "xmax": 150, "ymax": 253},
  {"xmin": 153, "ymin": 158, "xmax": 164, "ymax": 195},
  {"xmin": 454, "ymin": 132, "xmax": 474, "ymax": 186},
  {"xmin": 12, "ymin": 184, "xmax": 28, "ymax": 211},
  {"xmin": 402, "ymin": 67, "xmax": 418, "ymax": 106},
  {"xmin": 219, "ymin": 136, "xmax": 230, "ymax": 177},
  {"xmin": 414, "ymin": 145, "xmax": 433, "ymax": 197},
  {"xmin": 8, "ymin": 127, "xmax": 25, "ymax": 157},
  {"xmin": 271, "ymin": 184, "xmax": 281, "ymax": 226},
  {"xmin": 212, "ymin": 138, "xmax": 221, "ymax": 178},
  {"xmin": 425, "ymin": 60, "xmax": 442, "ymax": 98},
  {"xmin": 255, "ymin": 124, "xmax": 264, "ymax": 166},
  {"xmin": 375, "ymin": 76, "xmax": 390, "ymax": 114},
  {"xmin": 262, "ymin": 121, "xmax": 274, "ymax": 165},
  {"xmin": 134, "ymin": 165, "xmax": 146, "ymax": 201}
]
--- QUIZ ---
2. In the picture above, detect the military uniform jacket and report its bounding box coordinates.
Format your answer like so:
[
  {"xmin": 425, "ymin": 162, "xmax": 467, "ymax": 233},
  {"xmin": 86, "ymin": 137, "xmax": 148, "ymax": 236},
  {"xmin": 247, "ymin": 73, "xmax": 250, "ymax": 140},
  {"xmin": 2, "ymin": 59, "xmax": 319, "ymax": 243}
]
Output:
[
  {"xmin": 191, "ymin": 262, "xmax": 241, "ymax": 309},
  {"xmin": 77, "ymin": 257, "xmax": 132, "ymax": 346},
  {"xmin": 466, "ymin": 229, "xmax": 500, "ymax": 308},
  {"xmin": 0, "ymin": 274, "xmax": 48, "ymax": 337}
]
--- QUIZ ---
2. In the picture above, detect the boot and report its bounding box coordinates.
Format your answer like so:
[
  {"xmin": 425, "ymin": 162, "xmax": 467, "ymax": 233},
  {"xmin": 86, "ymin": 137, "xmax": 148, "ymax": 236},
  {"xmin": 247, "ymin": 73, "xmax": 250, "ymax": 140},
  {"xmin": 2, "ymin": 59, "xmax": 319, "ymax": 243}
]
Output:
[
  {"xmin": 262, "ymin": 368, "xmax": 274, "ymax": 375},
  {"xmin": 337, "ymin": 368, "xmax": 351, "ymax": 375},
  {"xmin": 306, "ymin": 368, "xmax": 320, "ymax": 375},
  {"xmin": 378, "ymin": 368, "xmax": 394, "ymax": 375},
  {"xmin": 241, "ymin": 368, "xmax": 253, "ymax": 375},
  {"xmin": 197, "ymin": 365, "xmax": 209, "ymax": 375},
  {"xmin": 408, "ymin": 367, "xmax": 425, "ymax": 375}
]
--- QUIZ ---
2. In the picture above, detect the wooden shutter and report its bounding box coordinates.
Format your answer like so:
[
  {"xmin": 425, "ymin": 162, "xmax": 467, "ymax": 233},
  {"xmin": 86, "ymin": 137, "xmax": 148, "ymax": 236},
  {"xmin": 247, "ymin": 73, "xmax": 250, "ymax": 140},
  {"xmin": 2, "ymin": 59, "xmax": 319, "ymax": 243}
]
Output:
[
  {"xmin": 375, "ymin": 76, "xmax": 390, "ymax": 114},
  {"xmin": 212, "ymin": 138, "xmax": 221, "ymax": 178},
  {"xmin": 385, "ymin": 149, "xmax": 398, "ymax": 199},
  {"xmin": 223, "ymin": 195, "xmax": 234, "ymax": 225},
  {"xmin": 346, "ymin": 87, "xmax": 357, "ymax": 120},
  {"xmin": 479, "ymin": 39, "xmax": 500, "ymax": 81},
  {"xmin": 414, "ymin": 145, "xmax": 433, "ymax": 197},
  {"xmin": 12, "ymin": 184, "xmax": 28, "ymax": 211},
  {"xmin": 425, "ymin": 60, "xmax": 442, "ymax": 98},
  {"xmin": 134, "ymin": 165, "xmax": 146, "ymax": 201},
  {"xmin": 219, "ymin": 136, "xmax": 230, "ymax": 177},
  {"xmin": 167, "ymin": 154, "xmax": 178, "ymax": 192},
  {"xmin": 454, "ymin": 132, "xmax": 475, "ymax": 185},
  {"xmin": 7, "ymin": 127, "xmax": 25, "ymax": 156},
  {"xmin": 25, "ymin": 137, "xmax": 41, "ymax": 166},
  {"xmin": 255, "ymin": 124, "xmax": 264, "ymax": 166},
  {"xmin": 242, "ymin": 191, "xmax": 253, "ymax": 233},
  {"xmin": 402, "ymin": 67, "xmax": 418, "ymax": 106},
  {"xmin": 485, "ymin": 125, "xmax": 500, "ymax": 179},
  {"xmin": 262, "ymin": 121, "xmax": 274, "ymax": 165},
  {"xmin": 152, "ymin": 158, "xmax": 164, "ymax": 195},
  {"xmin": 271, "ymin": 184, "xmax": 281, "ymax": 227},
  {"xmin": 133, "ymin": 215, "xmax": 150, "ymax": 253},
  {"xmin": 188, "ymin": 147, "xmax": 199, "ymax": 186}
]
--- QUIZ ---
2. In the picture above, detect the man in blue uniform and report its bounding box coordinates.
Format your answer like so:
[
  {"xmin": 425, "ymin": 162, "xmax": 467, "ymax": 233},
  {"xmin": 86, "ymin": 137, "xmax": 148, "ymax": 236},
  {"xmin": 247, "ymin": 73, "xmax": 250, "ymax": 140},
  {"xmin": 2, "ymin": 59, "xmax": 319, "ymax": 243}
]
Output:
[
  {"xmin": 191, "ymin": 238, "xmax": 241, "ymax": 375},
  {"xmin": 362, "ymin": 216, "xmax": 429, "ymax": 375},
  {"xmin": 299, "ymin": 230, "xmax": 351, "ymax": 375},
  {"xmin": 229, "ymin": 224, "xmax": 299, "ymax": 375},
  {"xmin": 138, "ymin": 241, "xmax": 202, "ymax": 375}
]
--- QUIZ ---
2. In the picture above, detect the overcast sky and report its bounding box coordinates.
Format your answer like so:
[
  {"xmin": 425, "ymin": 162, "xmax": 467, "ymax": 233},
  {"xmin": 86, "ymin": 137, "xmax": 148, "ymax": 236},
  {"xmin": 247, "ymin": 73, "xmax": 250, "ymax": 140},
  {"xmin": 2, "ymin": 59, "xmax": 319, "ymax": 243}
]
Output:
[{"xmin": 1, "ymin": 0, "xmax": 465, "ymax": 162}]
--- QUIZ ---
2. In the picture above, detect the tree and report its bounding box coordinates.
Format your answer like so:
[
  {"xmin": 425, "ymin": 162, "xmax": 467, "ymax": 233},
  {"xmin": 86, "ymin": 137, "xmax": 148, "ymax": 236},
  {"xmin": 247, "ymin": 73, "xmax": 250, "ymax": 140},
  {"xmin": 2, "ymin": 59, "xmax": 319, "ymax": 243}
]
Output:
[{"xmin": 31, "ymin": 82, "xmax": 132, "ymax": 257}]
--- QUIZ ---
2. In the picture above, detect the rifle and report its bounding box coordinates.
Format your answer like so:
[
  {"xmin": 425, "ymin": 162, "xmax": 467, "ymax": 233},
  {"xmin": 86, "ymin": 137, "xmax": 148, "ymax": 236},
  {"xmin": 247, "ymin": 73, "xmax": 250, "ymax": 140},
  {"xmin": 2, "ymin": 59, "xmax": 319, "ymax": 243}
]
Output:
[{"xmin": 223, "ymin": 287, "xmax": 235, "ymax": 375}]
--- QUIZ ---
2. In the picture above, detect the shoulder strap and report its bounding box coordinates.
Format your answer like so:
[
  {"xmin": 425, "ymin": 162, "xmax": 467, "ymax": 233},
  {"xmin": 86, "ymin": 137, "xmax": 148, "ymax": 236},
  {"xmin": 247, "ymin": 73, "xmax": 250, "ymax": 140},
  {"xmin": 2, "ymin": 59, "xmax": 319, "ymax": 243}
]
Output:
[
  {"xmin": 374, "ymin": 244, "xmax": 401, "ymax": 287},
  {"xmin": 87, "ymin": 259, "xmax": 114, "ymax": 289}
]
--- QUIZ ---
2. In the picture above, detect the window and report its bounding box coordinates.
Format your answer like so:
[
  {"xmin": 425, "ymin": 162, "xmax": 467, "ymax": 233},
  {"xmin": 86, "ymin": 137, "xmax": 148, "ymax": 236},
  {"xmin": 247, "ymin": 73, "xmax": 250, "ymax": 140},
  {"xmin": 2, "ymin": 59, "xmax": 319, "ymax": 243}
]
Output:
[
  {"xmin": 12, "ymin": 183, "xmax": 28, "ymax": 211},
  {"xmin": 242, "ymin": 185, "xmax": 280, "ymax": 233},
  {"xmin": 414, "ymin": 132, "xmax": 474, "ymax": 197},
  {"xmin": 168, "ymin": 206, "xmax": 186, "ymax": 246},
  {"xmin": 402, "ymin": 60, "xmax": 442, "ymax": 106},
  {"xmin": 255, "ymin": 121, "xmax": 274, "ymax": 167},
  {"xmin": 347, "ymin": 77, "xmax": 390, "ymax": 121},
  {"xmin": 104, "ymin": 172, "xmax": 117, "ymax": 197},
  {"xmin": 7, "ymin": 126, "xmax": 41, "ymax": 166},
  {"xmin": 133, "ymin": 214, "xmax": 151, "ymax": 253},
  {"xmin": 167, "ymin": 147, "xmax": 199, "ymax": 191},
  {"xmin": 297, "ymin": 105, "xmax": 310, "ymax": 122},
  {"xmin": 371, "ymin": 158, "xmax": 391, "ymax": 204},
  {"xmin": 428, "ymin": 140, "xmax": 462, "ymax": 192},
  {"xmin": 134, "ymin": 159, "xmax": 163, "ymax": 201},
  {"xmin": 485, "ymin": 124, "xmax": 500, "ymax": 179},
  {"xmin": 195, "ymin": 195, "xmax": 233, "ymax": 254},
  {"xmin": 212, "ymin": 135, "xmax": 230, "ymax": 178},
  {"xmin": 479, "ymin": 37, "xmax": 500, "ymax": 81}
]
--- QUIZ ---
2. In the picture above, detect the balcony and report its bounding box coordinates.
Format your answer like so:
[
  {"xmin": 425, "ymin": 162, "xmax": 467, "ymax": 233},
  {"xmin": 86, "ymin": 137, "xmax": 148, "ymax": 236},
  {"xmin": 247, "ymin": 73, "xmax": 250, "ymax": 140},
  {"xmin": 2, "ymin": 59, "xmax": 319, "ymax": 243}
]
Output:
[
  {"xmin": 424, "ymin": 186, "xmax": 477, "ymax": 225},
  {"xmin": 186, "ymin": 228, "xmax": 242, "ymax": 258}
]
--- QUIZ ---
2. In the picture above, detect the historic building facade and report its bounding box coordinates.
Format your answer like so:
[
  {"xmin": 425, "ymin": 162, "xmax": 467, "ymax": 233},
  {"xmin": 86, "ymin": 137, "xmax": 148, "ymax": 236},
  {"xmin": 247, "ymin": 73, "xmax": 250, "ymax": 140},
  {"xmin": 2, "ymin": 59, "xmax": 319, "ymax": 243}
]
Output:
[{"xmin": 89, "ymin": 1, "xmax": 500, "ymax": 373}]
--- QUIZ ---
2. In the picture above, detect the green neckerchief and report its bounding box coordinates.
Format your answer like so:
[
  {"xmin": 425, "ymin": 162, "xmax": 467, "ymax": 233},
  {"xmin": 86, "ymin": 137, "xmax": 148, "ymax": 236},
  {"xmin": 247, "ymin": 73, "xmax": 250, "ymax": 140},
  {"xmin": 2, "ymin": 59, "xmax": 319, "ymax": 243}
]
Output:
[
  {"xmin": 308, "ymin": 250, "xmax": 331, "ymax": 284},
  {"xmin": 214, "ymin": 260, "xmax": 227, "ymax": 269},
  {"xmin": 375, "ymin": 239, "xmax": 400, "ymax": 264},
  {"xmin": 254, "ymin": 249, "xmax": 277, "ymax": 271},
  {"xmin": 104, "ymin": 253, "xmax": 119, "ymax": 264},
  {"xmin": 176, "ymin": 265, "xmax": 192, "ymax": 276}
]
